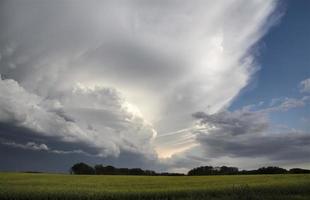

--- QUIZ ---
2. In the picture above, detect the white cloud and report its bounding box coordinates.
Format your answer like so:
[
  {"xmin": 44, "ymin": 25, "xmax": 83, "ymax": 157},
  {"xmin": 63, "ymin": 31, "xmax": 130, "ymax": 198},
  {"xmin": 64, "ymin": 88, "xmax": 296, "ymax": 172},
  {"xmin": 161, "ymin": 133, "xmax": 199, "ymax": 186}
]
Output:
[
  {"xmin": 1, "ymin": 140, "xmax": 97, "ymax": 156},
  {"xmin": 300, "ymin": 78, "xmax": 310, "ymax": 93},
  {"xmin": 263, "ymin": 97, "xmax": 308, "ymax": 112},
  {"xmin": 2, "ymin": 141, "xmax": 49, "ymax": 151},
  {"xmin": 0, "ymin": 75, "xmax": 156, "ymax": 158},
  {"xmin": 0, "ymin": 1, "xmax": 280, "ymax": 159}
]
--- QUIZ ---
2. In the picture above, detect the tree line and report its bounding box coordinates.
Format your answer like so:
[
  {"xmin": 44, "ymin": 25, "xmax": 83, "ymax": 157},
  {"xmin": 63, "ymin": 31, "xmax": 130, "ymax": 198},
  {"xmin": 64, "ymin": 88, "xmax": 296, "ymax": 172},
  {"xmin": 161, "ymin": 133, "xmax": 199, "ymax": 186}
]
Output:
[
  {"xmin": 70, "ymin": 162, "xmax": 310, "ymax": 176},
  {"xmin": 70, "ymin": 163, "xmax": 184, "ymax": 176},
  {"xmin": 187, "ymin": 166, "xmax": 310, "ymax": 175}
]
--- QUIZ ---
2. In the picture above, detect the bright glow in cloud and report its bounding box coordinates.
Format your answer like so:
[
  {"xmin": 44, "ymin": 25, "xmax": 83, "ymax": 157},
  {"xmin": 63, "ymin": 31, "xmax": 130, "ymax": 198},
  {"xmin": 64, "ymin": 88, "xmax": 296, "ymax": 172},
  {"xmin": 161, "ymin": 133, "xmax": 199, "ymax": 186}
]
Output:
[
  {"xmin": 164, "ymin": 95, "xmax": 310, "ymax": 172},
  {"xmin": 0, "ymin": 0, "xmax": 280, "ymax": 160},
  {"xmin": 0, "ymin": 76, "xmax": 156, "ymax": 158}
]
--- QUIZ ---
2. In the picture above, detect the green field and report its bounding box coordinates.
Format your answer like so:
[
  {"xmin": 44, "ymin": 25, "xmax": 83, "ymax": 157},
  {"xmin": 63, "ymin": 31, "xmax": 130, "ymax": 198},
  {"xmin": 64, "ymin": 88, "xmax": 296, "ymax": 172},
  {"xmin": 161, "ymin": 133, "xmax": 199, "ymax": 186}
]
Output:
[{"xmin": 0, "ymin": 173, "xmax": 310, "ymax": 200}]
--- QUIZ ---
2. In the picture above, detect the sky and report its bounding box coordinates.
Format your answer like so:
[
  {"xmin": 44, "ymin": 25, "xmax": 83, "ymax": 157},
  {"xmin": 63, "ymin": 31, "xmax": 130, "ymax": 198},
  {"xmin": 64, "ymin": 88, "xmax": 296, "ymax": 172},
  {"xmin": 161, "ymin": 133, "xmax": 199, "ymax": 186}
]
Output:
[{"xmin": 0, "ymin": 0, "xmax": 309, "ymax": 173}]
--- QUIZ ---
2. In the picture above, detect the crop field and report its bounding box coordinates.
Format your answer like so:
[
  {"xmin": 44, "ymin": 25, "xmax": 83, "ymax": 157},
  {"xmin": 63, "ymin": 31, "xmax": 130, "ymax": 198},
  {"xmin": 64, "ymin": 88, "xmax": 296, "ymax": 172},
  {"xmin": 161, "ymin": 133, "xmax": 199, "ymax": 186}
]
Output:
[{"xmin": 0, "ymin": 173, "xmax": 310, "ymax": 200}]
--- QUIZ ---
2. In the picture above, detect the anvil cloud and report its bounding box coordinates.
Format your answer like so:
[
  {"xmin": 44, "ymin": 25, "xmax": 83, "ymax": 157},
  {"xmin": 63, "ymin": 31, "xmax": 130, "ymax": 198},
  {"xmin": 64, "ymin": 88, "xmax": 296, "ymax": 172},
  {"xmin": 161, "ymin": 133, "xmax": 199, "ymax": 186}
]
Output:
[{"xmin": 0, "ymin": 0, "xmax": 283, "ymax": 171}]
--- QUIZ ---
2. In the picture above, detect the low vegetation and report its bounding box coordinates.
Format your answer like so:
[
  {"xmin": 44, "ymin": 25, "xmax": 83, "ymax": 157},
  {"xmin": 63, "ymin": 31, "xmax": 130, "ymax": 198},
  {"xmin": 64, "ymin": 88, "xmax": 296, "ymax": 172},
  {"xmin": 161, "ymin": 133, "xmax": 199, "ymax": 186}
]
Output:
[
  {"xmin": 70, "ymin": 163, "xmax": 184, "ymax": 176},
  {"xmin": 70, "ymin": 162, "xmax": 310, "ymax": 176},
  {"xmin": 1, "ymin": 172, "xmax": 310, "ymax": 200},
  {"xmin": 187, "ymin": 166, "xmax": 310, "ymax": 175}
]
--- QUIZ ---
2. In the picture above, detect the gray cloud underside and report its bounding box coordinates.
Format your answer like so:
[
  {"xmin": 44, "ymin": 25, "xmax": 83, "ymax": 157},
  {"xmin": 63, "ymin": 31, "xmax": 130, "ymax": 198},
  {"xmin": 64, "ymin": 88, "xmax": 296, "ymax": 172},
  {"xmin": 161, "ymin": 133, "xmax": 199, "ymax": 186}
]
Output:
[
  {"xmin": 144, "ymin": 95, "xmax": 310, "ymax": 171},
  {"xmin": 0, "ymin": 122, "xmax": 161, "ymax": 172},
  {"xmin": 192, "ymin": 96, "xmax": 310, "ymax": 161}
]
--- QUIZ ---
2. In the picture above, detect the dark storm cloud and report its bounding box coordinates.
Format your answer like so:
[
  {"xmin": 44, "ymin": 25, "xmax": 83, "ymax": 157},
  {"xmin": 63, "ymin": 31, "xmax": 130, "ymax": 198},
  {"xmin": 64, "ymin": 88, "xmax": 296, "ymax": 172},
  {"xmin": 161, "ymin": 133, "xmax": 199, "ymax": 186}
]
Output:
[
  {"xmin": 192, "ymin": 110, "xmax": 268, "ymax": 136},
  {"xmin": 192, "ymin": 98, "xmax": 310, "ymax": 162},
  {"xmin": 0, "ymin": 122, "xmax": 161, "ymax": 172},
  {"xmin": 0, "ymin": 142, "xmax": 162, "ymax": 173},
  {"xmin": 0, "ymin": 122, "xmax": 101, "ymax": 156},
  {"xmin": 0, "ymin": 143, "xmax": 161, "ymax": 172},
  {"xmin": 197, "ymin": 130, "xmax": 310, "ymax": 160}
]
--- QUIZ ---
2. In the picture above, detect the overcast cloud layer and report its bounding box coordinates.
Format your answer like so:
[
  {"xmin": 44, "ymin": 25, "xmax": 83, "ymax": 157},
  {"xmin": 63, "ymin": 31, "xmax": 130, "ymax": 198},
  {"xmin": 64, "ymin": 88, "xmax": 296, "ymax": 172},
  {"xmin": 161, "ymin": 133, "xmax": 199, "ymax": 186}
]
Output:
[{"xmin": 0, "ymin": 0, "xmax": 295, "ymax": 171}]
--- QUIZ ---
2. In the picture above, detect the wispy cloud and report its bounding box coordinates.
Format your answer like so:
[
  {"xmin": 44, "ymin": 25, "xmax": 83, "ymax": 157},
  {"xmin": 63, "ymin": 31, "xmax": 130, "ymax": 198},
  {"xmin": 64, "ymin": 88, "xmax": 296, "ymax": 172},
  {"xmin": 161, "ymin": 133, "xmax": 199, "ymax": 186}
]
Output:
[
  {"xmin": 1, "ymin": 140, "xmax": 95, "ymax": 156},
  {"xmin": 300, "ymin": 78, "xmax": 310, "ymax": 93},
  {"xmin": 2, "ymin": 141, "xmax": 49, "ymax": 151}
]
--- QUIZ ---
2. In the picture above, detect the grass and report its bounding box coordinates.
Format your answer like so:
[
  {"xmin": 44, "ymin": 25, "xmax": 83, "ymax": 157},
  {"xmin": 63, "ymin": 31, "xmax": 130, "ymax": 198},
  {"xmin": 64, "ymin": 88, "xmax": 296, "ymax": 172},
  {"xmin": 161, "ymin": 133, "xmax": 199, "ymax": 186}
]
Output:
[{"xmin": 0, "ymin": 173, "xmax": 310, "ymax": 200}]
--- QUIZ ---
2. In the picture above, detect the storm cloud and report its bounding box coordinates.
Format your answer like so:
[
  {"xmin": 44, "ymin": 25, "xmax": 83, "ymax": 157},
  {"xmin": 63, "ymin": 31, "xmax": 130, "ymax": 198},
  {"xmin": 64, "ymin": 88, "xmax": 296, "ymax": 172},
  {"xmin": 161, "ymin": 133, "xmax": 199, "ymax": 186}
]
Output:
[
  {"xmin": 192, "ymin": 97, "xmax": 310, "ymax": 162},
  {"xmin": 0, "ymin": 76, "xmax": 157, "ymax": 158},
  {"xmin": 0, "ymin": 0, "xmax": 285, "ymax": 171}
]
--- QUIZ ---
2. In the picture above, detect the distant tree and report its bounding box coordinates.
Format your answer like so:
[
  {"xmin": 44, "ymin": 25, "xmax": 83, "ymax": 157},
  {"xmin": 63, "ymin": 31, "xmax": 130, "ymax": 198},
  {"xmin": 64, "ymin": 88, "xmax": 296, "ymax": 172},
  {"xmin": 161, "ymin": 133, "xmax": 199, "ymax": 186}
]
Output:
[
  {"xmin": 219, "ymin": 166, "xmax": 239, "ymax": 174},
  {"xmin": 94, "ymin": 165, "xmax": 116, "ymax": 175},
  {"xmin": 93, "ymin": 164, "xmax": 157, "ymax": 175},
  {"xmin": 159, "ymin": 172, "xmax": 185, "ymax": 176},
  {"xmin": 188, "ymin": 166, "xmax": 214, "ymax": 176},
  {"xmin": 128, "ymin": 168, "xmax": 143, "ymax": 175},
  {"xmin": 289, "ymin": 168, "xmax": 310, "ymax": 174},
  {"xmin": 256, "ymin": 166, "xmax": 287, "ymax": 174},
  {"xmin": 144, "ymin": 170, "xmax": 157, "ymax": 176},
  {"xmin": 105, "ymin": 165, "xmax": 116, "ymax": 174},
  {"xmin": 72, "ymin": 162, "xmax": 310, "ymax": 176},
  {"xmin": 71, "ymin": 162, "xmax": 95, "ymax": 175},
  {"xmin": 94, "ymin": 165, "xmax": 104, "ymax": 175}
]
